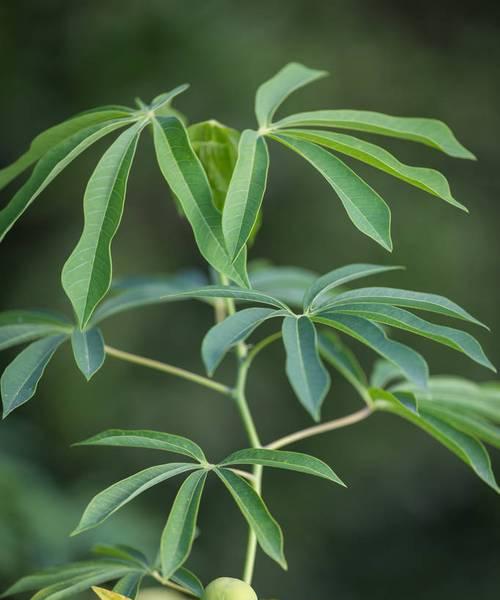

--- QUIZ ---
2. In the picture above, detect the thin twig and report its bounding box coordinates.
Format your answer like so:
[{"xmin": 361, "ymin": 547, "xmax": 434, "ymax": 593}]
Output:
[
  {"xmin": 104, "ymin": 344, "xmax": 232, "ymax": 396},
  {"xmin": 227, "ymin": 468, "xmax": 257, "ymax": 483},
  {"xmin": 266, "ymin": 406, "xmax": 373, "ymax": 450}
]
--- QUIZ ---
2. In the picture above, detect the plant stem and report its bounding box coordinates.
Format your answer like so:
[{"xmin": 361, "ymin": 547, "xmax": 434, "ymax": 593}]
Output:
[
  {"xmin": 266, "ymin": 406, "xmax": 373, "ymax": 450},
  {"xmin": 104, "ymin": 344, "xmax": 232, "ymax": 396}
]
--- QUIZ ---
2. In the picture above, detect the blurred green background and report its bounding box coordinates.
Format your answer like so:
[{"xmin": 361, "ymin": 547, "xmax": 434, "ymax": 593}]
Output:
[{"xmin": 0, "ymin": 1, "xmax": 499, "ymax": 598}]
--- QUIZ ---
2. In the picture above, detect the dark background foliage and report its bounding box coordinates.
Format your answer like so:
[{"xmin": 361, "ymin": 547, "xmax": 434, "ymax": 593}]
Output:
[{"xmin": 0, "ymin": 1, "xmax": 499, "ymax": 598}]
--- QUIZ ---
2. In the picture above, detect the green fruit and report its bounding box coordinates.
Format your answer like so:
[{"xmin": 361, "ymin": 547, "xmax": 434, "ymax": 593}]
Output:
[{"xmin": 202, "ymin": 577, "xmax": 258, "ymax": 600}]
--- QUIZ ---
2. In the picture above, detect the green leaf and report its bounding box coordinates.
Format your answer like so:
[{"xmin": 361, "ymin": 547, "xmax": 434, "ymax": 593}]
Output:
[
  {"xmin": 372, "ymin": 388, "xmax": 499, "ymax": 492},
  {"xmin": 202, "ymin": 307, "xmax": 283, "ymax": 375},
  {"xmin": 318, "ymin": 287, "xmax": 486, "ymax": 328},
  {"xmin": 255, "ymin": 62, "xmax": 327, "ymax": 128},
  {"xmin": 1, "ymin": 561, "xmax": 133, "ymax": 596},
  {"xmin": 222, "ymin": 130, "xmax": 269, "ymax": 260},
  {"xmin": 1, "ymin": 334, "xmax": 67, "ymax": 417},
  {"xmin": 282, "ymin": 316, "xmax": 331, "ymax": 421},
  {"xmin": 216, "ymin": 468, "xmax": 287, "ymax": 569},
  {"xmin": 271, "ymin": 134, "xmax": 392, "ymax": 251},
  {"xmin": 75, "ymin": 429, "xmax": 207, "ymax": 463},
  {"xmin": 281, "ymin": 129, "xmax": 467, "ymax": 211},
  {"xmin": 0, "ymin": 310, "xmax": 71, "ymax": 350},
  {"xmin": 92, "ymin": 545, "xmax": 150, "ymax": 570},
  {"xmin": 329, "ymin": 303, "xmax": 494, "ymax": 371},
  {"xmin": 94, "ymin": 588, "xmax": 131, "ymax": 600},
  {"xmin": 394, "ymin": 377, "xmax": 500, "ymax": 424},
  {"xmin": 160, "ymin": 470, "xmax": 208, "ymax": 580},
  {"xmin": 149, "ymin": 84, "xmax": 190, "ymax": 112},
  {"xmin": 71, "ymin": 327, "xmax": 106, "ymax": 380},
  {"xmin": 221, "ymin": 448, "xmax": 345, "ymax": 485},
  {"xmin": 91, "ymin": 271, "xmax": 208, "ymax": 323},
  {"xmin": 72, "ymin": 463, "xmax": 199, "ymax": 535},
  {"xmin": 113, "ymin": 573, "xmax": 144, "ymax": 598},
  {"xmin": 418, "ymin": 402, "xmax": 500, "ymax": 450},
  {"xmin": 29, "ymin": 568, "xmax": 137, "ymax": 600},
  {"xmin": 62, "ymin": 122, "xmax": 144, "ymax": 328},
  {"xmin": 314, "ymin": 313, "xmax": 428, "ymax": 388},
  {"xmin": 317, "ymin": 331, "xmax": 367, "ymax": 392},
  {"xmin": 249, "ymin": 264, "xmax": 318, "ymax": 308},
  {"xmin": 152, "ymin": 116, "xmax": 248, "ymax": 286},
  {"xmin": 0, "ymin": 119, "xmax": 135, "ymax": 242},
  {"xmin": 370, "ymin": 359, "xmax": 405, "ymax": 389},
  {"xmin": 171, "ymin": 568, "xmax": 204, "ymax": 598},
  {"xmin": 273, "ymin": 110, "xmax": 475, "ymax": 159},
  {"xmin": 303, "ymin": 263, "xmax": 401, "ymax": 310},
  {"xmin": 0, "ymin": 108, "xmax": 133, "ymax": 191},
  {"xmin": 189, "ymin": 120, "xmax": 240, "ymax": 211}
]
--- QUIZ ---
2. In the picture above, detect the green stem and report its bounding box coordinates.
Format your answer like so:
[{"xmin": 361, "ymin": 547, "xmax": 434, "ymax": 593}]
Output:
[{"xmin": 104, "ymin": 344, "xmax": 232, "ymax": 396}]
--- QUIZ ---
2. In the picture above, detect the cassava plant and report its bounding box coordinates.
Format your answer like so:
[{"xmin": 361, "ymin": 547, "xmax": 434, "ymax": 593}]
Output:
[{"xmin": 0, "ymin": 62, "xmax": 498, "ymax": 600}]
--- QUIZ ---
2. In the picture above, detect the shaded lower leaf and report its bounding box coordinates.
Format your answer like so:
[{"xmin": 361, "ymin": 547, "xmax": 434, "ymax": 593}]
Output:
[
  {"xmin": 92, "ymin": 545, "xmax": 150, "ymax": 570},
  {"xmin": 249, "ymin": 264, "xmax": 318, "ymax": 308},
  {"xmin": 171, "ymin": 568, "xmax": 204, "ymax": 598},
  {"xmin": 71, "ymin": 327, "xmax": 106, "ymax": 380},
  {"xmin": 160, "ymin": 470, "xmax": 208, "ymax": 580},
  {"xmin": 372, "ymin": 388, "xmax": 499, "ymax": 492},
  {"xmin": 202, "ymin": 307, "xmax": 283, "ymax": 375},
  {"xmin": 282, "ymin": 316, "xmax": 331, "ymax": 421},
  {"xmin": 313, "ymin": 313, "xmax": 428, "ymax": 388},
  {"xmin": 317, "ymin": 331, "xmax": 367, "ymax": 393},
  {"xmin": 73, "ymin": 463, "xmax": 199, "ymax": 535},
  {"xmin": 216, "ymin": 468, "xmax": 287, "ymax": 570},
  {"xmin": 113, "ymin": 573, "xmax": 144, "ymax": 598},
  {"xmin": 1, "ymin": 334, "xmax": 67, "ymax": 417},
  {"xmin": 221, "ymin": 448, "xmax": 345, "ymax": 485}
]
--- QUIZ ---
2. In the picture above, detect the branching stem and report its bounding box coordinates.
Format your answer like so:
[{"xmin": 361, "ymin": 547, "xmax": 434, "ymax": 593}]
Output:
[
  {"xmin": 104, "ymin": 344, "xmax": 232, "ymax": 396},
  {"xmin": 266, "ymin": 406, "xmax": 373, "ymax": 450}
]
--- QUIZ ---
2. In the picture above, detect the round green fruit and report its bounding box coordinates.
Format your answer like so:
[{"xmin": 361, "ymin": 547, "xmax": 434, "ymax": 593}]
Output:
[{"xmin": 202, "ymin": 577, "xmax": 258, "ymax": 600}]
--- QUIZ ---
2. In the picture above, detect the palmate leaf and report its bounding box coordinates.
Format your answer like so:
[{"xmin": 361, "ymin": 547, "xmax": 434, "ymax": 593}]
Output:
[
  {"xmin": 271, "ymin": 134, "xmax": 392, "ymax": 251},
  {"xmin": 72, "ymin": 463, "xmax": 199, "ymax": 535},
  {"xmin": 314, "ymin": 313, "xmax": 428, "ymax": 388},
  {"xmin": 152, "ymin": 115, "xmax": 249, "ymax": 287},
  {"xmin": 317, "ymin": 286, "xmax": 486, "ymax": 327},
  {"xmin": 62, "ymin": 121, "xmax": 146, "ymax": 328},
  {"xmin": 372, "ymin": 388, "xmax": 499, "ymax": 492},
  {"xmin": 329, "ymin": 303, "xmax": 494, "ymax": 371},
  {"xmin": 216, "ymin": 468, "xmax": 287, "ymax": 570},
  {"xmin": 221, "ymin": 448, "xmax": 345, "ymax": 485},
  {"xmin": 281, "ymin": 129, "xmax": 467, "ymax": 210},
  {"xmin": 282, "ymin": 316, "xmax": 331, "ymax": 421},
  {"xmin": 222, "ymin": 130, "xmax": 269, "ymax": 260},
  {"xmin": 71, "ymin": 327, "xmax": 106, "ymax": 380},
  {"xmin": 255, "ymin": 62, "xmax": 327, "ymax": 129},
  {"xmin": 75, "ymin": 429, "xmax": 207, "ymax": 463},
  {"xmin": 92, "ymin": 544, "xmax": 150, "ymax": 570},
  {"xmin": 303, "ymin": 263, "xmax": 401, "ymax": 310},
  {"xmin": 1, "ymin": 334, "xmax": 67, "ymax": 417},
  {"xmin": 202, "ymin": 307, "xmax": 285, "ymax": 375},
  {"xmin": 0, "ymin": 107, "xmax": 133, "ymax": 191},
  {"xmin": 0, "ymin": 119, "xmax": 136, "ymax": 242},
  {"xmin": 370, "ymin": 359, "xmax": 405, "ymax": 389},
  {"xmin": 0, "ymin": 310, "xmax": 71, "ymax": 350},
  {"xmin": 273, "ymin": 109, "xmax": 475, "ymax": 159},
  {"xmin": 160, "ymin": 470, "xmax": 208, "ymax": 580},
  {"xmin": 148, "ymin": 83, "xmax": 190, "ymax": 113}
]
